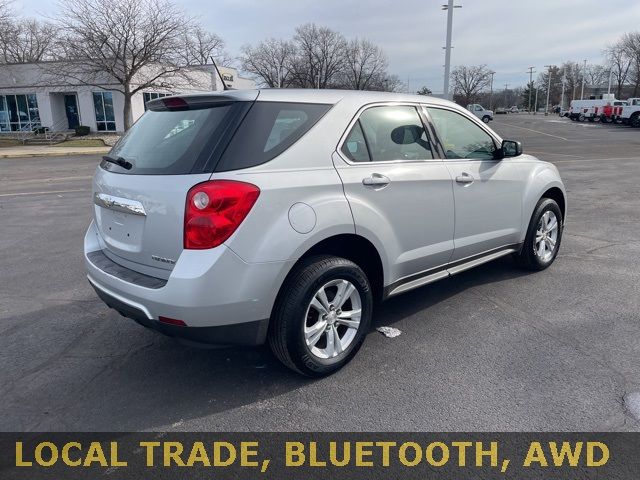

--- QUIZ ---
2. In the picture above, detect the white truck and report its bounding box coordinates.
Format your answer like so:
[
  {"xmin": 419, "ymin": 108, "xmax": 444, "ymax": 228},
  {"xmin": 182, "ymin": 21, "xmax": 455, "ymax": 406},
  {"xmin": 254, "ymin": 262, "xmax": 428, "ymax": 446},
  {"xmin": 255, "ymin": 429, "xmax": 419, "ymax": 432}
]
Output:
[
  {"xmin": 621, "ymin": 98, "xmax": 640, "ymax": 127},
  {"xmin": 568, "ymin": 95, "xmax": 616, "ymax": 122},
  {"xmin": 466, "ymin": 104, "xmax": 493, "ymax": 123}
]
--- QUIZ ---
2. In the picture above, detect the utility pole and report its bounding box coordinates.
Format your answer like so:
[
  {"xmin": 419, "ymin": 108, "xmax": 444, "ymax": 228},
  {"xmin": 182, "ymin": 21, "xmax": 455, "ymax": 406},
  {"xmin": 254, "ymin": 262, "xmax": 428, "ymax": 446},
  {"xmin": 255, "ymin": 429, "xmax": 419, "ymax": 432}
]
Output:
[
  {"xmin": 580, "ymin": 59, "xmax": 587, "ymax": 99},
  {"xmin": 504, "ymin": 83, "xmax": 508, "ymax": 107},
  {"xmin": 544, "ymin": 65, "xmax": 552, "ymax": 115},
  {"xmin": 527, "ymin": 66, "xmax": 535, "ymax": 113},
  {"xmin": 442, "ymin": 0, "xmax": 462, "ymax": 100},
  {"xmin": 489, "ymin": 71, "xmax": 495, "ymax": 110},
  {"xmin": 534, "ymin": 86, "xmax": 539, "ymax": 114},
  {"xmin": 560, "ymin": 76, "xmax": 566, "ymax": 114}
]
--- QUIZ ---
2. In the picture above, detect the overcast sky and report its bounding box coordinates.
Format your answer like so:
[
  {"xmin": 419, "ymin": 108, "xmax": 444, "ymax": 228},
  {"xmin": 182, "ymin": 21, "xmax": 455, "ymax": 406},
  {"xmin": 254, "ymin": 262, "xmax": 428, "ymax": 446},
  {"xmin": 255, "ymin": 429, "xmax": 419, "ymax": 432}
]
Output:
[{"xmin": 15, "ymin": 0, "xmax": 640, "ymax": 93}]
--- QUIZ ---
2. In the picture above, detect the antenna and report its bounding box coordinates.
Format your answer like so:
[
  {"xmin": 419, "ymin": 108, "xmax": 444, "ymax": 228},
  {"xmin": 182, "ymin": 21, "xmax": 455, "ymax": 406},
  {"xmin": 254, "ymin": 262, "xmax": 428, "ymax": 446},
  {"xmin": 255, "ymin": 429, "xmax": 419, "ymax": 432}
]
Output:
[{"xmin": 210, "ymin": 57, "xmax": 232, "ymax": 91}]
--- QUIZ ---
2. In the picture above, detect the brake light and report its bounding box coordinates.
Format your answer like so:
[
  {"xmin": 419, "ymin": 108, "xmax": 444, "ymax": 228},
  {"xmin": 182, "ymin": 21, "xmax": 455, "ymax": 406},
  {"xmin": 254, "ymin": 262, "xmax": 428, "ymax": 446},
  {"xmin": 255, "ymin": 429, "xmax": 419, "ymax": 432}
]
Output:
[
  {"xmin": 162, "ymin": 97, "xmax": 189, "ymax": 110},
  {"xmin": 184, "ymin": 180, "xmax": 260, "ymax": 249}
]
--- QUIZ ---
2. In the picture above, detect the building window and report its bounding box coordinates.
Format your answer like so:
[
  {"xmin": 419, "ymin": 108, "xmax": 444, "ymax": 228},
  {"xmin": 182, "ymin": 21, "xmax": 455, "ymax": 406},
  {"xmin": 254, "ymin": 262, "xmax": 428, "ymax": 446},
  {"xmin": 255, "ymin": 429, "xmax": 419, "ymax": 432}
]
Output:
[
  {"xmin": 143, "ymin": 92, "xmax": 170, "ymax": 111},
  {"xmin": 93, "ymin": 91, "xmax": 116, "ymax": 131},
  {"xmin": 0, "ymin": 94, "xmax": 40, "ymax": 132}
]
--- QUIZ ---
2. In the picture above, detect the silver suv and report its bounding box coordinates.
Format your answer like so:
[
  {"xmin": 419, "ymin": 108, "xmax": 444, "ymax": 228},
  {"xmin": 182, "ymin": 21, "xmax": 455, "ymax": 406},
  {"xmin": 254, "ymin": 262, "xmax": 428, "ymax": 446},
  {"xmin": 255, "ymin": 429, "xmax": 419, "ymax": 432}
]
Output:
[{"xmin": 85, "ymin": 89, "xmax": 566, "ymax": 376}]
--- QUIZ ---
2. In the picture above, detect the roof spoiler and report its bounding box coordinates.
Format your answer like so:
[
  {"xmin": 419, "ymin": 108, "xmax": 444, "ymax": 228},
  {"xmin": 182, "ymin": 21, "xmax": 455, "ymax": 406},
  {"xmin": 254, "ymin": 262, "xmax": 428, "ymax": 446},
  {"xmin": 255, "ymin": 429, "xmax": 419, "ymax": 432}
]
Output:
[{"xmin": 146, "ymin": 91, "xmax": 259, "ymax": 111}]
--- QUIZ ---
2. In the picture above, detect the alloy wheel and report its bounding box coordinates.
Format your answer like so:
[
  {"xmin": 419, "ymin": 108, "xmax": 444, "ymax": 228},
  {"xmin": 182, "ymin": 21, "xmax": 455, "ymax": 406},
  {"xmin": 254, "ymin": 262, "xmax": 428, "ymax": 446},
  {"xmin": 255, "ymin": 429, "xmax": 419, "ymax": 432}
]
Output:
[
  {"xmin": 304, "ymin": 279, "xmax": 362, "ymax": 359},
  {"xmin": 534, "ymin": 210, "xmax": 559, "ymax": 262}
]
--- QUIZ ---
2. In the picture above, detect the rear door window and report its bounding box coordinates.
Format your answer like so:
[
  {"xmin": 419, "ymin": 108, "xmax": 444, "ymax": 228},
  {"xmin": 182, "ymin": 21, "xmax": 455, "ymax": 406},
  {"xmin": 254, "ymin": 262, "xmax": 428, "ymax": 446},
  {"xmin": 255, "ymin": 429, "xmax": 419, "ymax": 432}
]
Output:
[
  {"xmin": 341, "ymin": 105, "xmax": 434, "ymax": 162},
  {"xmin": 215, "ymin": 102, "xmax": 332, "ymax": 172},
  {"xmin": 102, "ymin": 103, "xmax": 248, "ymax": 175}
]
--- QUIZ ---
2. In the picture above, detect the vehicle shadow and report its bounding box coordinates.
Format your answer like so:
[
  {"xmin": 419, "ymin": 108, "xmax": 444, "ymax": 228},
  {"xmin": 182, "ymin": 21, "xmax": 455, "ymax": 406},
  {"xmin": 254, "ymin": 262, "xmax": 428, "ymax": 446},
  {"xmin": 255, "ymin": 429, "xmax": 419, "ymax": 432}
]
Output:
[
  {"xmin": 372, "ymin": 255, "xmax": 533, "ymax": 328},
  {"xmin": 1, "ymin": 256, "xmax": 533, "ymax": 432}
]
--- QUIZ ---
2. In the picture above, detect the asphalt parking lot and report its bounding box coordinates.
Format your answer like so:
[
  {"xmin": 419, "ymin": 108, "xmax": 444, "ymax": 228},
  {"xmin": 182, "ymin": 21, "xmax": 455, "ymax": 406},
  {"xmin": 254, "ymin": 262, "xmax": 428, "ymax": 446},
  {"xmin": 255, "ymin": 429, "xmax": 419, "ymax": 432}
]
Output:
[{"xmin": 1, "ymin": 113, "xmax": 639, "ymax": 432}]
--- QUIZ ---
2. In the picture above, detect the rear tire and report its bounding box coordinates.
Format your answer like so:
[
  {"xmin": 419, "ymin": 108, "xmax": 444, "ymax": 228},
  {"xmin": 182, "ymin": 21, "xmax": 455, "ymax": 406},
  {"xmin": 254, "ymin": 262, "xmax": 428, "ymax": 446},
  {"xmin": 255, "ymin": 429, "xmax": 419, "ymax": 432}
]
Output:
[
  {"xmin": 578, "ymin": 113, "xmax": 585, "ymax": 122},
  {"xmin": 514, "ymin": 198, "xmax": 563, "ymax": 271},
  {"xmin": 268, "ymin": 255, "xmax": 373, "ymax": 377}
]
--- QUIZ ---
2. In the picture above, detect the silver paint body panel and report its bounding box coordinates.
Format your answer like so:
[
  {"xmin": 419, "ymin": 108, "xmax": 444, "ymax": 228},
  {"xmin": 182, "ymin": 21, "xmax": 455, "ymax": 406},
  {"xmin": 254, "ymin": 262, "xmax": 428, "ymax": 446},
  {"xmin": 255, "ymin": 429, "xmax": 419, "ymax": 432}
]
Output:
[{"xmin": 84, "ymin": 89, "xmax": 566, "ymax": 333}]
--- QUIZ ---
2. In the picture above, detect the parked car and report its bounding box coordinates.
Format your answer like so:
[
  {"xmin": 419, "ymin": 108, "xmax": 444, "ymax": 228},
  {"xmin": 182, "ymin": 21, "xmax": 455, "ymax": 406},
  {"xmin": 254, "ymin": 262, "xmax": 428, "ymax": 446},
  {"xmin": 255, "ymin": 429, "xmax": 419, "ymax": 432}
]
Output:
[
  {"xmin": 85, "ymin": 90, "xmax": 566, "ymax": 376},
  {"xmin": 495, "ymin": 107, "xmax": 508, "ymax": 114},
  {"xmin": 509, "ymin": 106, "xmax": 519, "ymax": 113},
  {"xmin": 466, "ymin": 104, "xmax": 494, "ymax": 122}
]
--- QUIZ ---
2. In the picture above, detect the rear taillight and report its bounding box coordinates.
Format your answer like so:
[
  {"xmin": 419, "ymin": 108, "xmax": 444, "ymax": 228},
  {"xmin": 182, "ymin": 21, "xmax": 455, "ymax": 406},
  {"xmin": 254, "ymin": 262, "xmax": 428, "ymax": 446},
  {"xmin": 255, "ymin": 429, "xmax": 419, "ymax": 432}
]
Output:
[{"xmin": 184, "ymin": 180, "xmax": 260, "ymax": 249}]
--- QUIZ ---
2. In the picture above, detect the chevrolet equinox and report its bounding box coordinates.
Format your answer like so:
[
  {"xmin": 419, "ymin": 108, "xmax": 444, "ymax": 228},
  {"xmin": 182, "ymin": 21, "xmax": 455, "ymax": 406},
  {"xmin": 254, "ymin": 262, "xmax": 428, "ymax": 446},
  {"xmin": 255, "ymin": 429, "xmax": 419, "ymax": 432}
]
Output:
[{"xmin": 85, "ymin": 89, "xmax": 566, "ymax": 376}]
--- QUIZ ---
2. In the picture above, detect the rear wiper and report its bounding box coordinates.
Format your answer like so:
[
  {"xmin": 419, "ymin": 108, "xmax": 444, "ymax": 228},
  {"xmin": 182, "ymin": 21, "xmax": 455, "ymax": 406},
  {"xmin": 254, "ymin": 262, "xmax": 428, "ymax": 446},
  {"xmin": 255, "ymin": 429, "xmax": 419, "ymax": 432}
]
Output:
[{"xmin": 102, "ymin": 155, "xmax": 133, "ymax": 170}]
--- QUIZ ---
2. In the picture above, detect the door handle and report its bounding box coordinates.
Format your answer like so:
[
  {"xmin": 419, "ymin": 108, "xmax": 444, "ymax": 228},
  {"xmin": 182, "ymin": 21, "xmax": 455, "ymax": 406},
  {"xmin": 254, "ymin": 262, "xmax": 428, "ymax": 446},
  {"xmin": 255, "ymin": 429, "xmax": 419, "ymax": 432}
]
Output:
[
  {"xmin": 362, "ymin": 173, "xmax": 390, "ymax": 187},
  {"xmin": 455, "ymin": 172, "xmax": 474, "ymax": 184}
]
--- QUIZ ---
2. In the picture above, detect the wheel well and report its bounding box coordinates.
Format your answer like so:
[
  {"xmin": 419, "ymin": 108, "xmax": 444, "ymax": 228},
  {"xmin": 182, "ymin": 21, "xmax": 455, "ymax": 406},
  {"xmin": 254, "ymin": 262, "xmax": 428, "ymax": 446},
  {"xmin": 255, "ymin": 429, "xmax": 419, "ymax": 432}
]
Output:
[
  {"xmin": 297, "ymin": 234, "xmax": 384, "ymax": 301},
  {"xmin": 542, "ymin": 187, "xmax": 566, "ymax": 220}
]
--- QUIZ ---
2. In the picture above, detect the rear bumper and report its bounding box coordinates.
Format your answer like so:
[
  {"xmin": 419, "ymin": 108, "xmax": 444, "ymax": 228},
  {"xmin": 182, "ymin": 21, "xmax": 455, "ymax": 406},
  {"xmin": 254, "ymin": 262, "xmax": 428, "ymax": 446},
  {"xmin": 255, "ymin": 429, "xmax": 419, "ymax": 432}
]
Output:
[
  {"xmin": 84, "ymin": 220, "xmax": 295, "ymax": 345},
  {"xmin": 89, "ymin": 281, "xmax": 268, "ymax": 345}
]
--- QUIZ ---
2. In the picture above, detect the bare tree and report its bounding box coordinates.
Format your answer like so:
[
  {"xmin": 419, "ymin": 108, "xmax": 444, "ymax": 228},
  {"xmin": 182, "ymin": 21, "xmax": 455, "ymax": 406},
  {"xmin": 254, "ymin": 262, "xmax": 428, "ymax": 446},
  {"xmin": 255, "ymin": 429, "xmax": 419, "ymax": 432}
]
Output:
[
  {"xmin": 450, "ymin": 65, "xmax": 492, "ymax": 105},
  {"xmin": 0, "ymin": 19, "xmax": 57, "ymax": 63},
  {"xmin": 290, "ymin": 23, "xmax": 346, "ymax": 88},
  {"xmin": 49, "ymin": 0, "xmax": 219, "ymax": 129},
  {"xmin": 240, "ymin": 23, "xmax": 397, "ymax": 91},
  {"xmin": 416, "ymin": 86, "xmax": 432, "ymax": 95},
  {"xmin": 558, "ymin": 61, "xmax": 585, "ymax": 101},
  {"xmin": 0, "ymin": 0, "xmax": 11, "ymax": 23},
  {"xmin": 604, "ymin": 40, "xmax": 632, "ymax": 98},
  {"xmin": 181, "ymin": 25, "xmax": 228, "ymax": 66},
  {"xmin": 338, "ymin": 38, "xmax": 388, "ymax": 90},
  {"xmin": 240, "ymin": 38, "xmax": 296, "ymax": 87},
  {"xmin": 622, "ymin": 32, "xmax": 640, "ymax": 96}
]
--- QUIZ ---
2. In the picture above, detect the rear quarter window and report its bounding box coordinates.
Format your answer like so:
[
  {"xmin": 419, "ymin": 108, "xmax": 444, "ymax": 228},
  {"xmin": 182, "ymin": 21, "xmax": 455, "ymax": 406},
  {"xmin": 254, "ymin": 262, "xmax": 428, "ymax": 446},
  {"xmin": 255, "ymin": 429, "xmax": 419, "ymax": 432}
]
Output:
[{"xmin": 215, "ymin": 102, "xmax": 332, "ymax": 172}]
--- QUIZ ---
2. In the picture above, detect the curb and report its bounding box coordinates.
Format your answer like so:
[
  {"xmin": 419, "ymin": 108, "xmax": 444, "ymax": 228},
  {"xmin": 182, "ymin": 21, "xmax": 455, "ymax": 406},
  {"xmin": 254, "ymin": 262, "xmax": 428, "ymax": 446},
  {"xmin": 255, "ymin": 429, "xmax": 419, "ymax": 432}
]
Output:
[{"xmin": 0, "ymin": 149, "xmax": 110, "ymax": 159}]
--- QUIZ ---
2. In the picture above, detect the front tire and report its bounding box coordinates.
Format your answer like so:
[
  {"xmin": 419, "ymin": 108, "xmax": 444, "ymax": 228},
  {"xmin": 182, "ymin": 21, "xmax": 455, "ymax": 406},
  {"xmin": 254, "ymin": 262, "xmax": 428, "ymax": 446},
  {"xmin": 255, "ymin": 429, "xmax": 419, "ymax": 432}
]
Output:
[
  {"xmin": 630, "ymin": 113, "xmax": 640, "ymax": 128},
  {"xmin": 482, "ymin": 115, "xmax": 491, "ymax": 123},
  {"xmin": 515, "ymin": 198, "xmax": 563, "ymax": 271},
  {"xmin": 268, "ymin": 255, "xmax": 373, "ymax": 377}
]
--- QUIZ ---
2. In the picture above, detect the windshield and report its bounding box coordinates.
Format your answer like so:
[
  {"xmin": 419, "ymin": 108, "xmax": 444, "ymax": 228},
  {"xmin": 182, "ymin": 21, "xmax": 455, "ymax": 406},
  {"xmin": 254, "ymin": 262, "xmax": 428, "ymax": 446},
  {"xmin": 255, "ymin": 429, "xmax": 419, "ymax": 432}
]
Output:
[{"xmin": 102, "ymin": 103, "xmax": 247, "ymax": 175}]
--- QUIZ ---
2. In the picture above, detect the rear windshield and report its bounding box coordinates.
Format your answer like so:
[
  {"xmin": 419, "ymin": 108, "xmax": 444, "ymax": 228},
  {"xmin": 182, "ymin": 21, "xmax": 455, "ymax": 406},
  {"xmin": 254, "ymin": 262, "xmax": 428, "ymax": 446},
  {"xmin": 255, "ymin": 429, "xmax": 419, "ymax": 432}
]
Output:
[
  {"xmin": 101, "ymin": 103, "xmax": 248, "ymax": 175},
  {"xmin": 214, "ymin": 102, "xmax": 332, "ymax": 172}
]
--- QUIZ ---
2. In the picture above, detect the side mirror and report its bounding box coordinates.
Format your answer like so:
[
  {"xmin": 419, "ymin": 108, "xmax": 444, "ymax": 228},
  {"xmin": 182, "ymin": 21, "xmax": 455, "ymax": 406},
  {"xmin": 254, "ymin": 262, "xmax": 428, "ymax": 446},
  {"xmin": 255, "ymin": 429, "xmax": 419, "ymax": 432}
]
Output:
[
  {"xmin": 499, "ymin": 139, "xmax": 522, "ymax": 158},
  {"xmin": 391, "ymin": 125, "xmax": 423, "ymax": 145}
]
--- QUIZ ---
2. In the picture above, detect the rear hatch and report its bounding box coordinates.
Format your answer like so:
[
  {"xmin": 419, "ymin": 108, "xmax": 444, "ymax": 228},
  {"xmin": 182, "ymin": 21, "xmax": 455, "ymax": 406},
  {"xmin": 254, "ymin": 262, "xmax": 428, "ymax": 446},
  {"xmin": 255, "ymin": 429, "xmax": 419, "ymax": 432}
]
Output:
[{"xmin": 92, "ymin": 92, "xmax": 257, "ymax": 278}]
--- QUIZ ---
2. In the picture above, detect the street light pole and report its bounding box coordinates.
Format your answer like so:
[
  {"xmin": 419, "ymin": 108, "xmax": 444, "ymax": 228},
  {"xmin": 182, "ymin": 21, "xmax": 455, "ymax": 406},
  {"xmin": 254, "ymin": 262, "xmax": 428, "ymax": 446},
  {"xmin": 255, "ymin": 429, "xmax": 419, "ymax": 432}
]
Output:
[
  {"xmin": 489, "ymin": 71, "xmax": 495, "ymax": 110},
  {"xmin": 607, "ymin": 68, "xmax": 613, "ymax": 95},
  {"xmin": 560, "ymin": 76, "xmax": 566, "ymax": 114},
  {"xmin": 527, "ymin": 66, "xmax": 535, "ymax": 113},
  {"xmin": 442, "ymin": 0, "xmax": 462, "ymax": 100},
  {"xmin": 580, "ymin": 59, "xmax": 587, "ymax": 99},
  {"xmin": 544, "ymin": 65, "xmax": 552, "ymax": 115},
  {"xmin": 534, "ymin": 86, "xmax": 539, "ymax": 114}
]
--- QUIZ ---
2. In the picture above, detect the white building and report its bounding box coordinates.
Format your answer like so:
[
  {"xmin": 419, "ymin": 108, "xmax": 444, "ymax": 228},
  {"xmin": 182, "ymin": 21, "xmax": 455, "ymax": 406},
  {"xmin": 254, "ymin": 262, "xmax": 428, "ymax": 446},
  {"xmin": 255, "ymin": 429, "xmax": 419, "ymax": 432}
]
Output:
[{"xmin": 0, "ymin": 62, "xmax": 256, "ymax": 134}]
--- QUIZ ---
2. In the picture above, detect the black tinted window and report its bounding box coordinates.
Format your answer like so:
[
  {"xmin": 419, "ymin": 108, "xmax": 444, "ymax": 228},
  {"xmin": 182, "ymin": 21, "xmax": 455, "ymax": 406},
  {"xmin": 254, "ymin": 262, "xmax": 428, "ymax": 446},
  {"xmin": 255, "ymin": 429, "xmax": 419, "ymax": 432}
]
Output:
[
  {"xmin": 216, "ymin": 102, "xmax": 332, "ymax": 172},
  {"xmin": 357, "ymin": 106, "xmax": 434, "ymax": 162},
  {"xmin": 103, "ymin": 103, "xmax": 246, "ymax": 175}
]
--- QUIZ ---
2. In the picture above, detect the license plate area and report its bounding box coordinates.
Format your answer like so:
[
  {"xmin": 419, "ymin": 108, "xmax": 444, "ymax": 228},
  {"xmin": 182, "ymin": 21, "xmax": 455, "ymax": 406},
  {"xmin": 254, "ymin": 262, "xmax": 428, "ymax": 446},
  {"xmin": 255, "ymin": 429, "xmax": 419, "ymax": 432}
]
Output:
[{"xmin": 96, "ymin": 207, "xmax": 146, "ymax": 253}]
